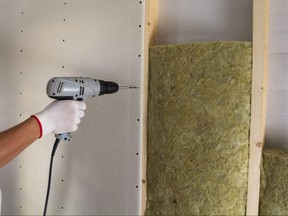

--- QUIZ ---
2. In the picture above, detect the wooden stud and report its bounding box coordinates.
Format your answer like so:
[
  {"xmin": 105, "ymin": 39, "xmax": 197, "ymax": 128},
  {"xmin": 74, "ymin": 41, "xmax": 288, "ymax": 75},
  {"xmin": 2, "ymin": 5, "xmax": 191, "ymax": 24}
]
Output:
[
  {"xmin": 246, "ymin": 0, "xmax": 269, "ymax": 214},
  {"xmin": 141, "ymin": 0, "xmax": 158, "ymax": 215}
]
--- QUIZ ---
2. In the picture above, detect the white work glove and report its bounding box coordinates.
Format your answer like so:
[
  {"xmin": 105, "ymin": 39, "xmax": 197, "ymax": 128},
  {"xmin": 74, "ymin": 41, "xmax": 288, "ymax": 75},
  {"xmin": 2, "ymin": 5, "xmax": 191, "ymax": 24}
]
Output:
[{"xmin": 32, "ymin": 100, "xmax": 86, "ymax": 138}]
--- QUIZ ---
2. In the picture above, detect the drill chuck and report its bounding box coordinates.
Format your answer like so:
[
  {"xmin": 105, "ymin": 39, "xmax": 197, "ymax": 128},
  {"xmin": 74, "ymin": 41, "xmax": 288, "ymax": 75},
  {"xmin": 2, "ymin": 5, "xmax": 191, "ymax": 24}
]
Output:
[{"xmin": 99, "ymin": 80, "xmax": 119, "ymax": 95}]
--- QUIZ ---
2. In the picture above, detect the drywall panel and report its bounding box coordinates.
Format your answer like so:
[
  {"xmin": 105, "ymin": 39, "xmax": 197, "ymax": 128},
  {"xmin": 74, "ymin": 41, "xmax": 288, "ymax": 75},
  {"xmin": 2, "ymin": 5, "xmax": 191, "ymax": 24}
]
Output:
[
  {"xmin": 265, "ymin": 0, "xmax": 288, "ymax": 149},
  {"xmin": 0, "ymin": 0, "xmax": 144, "ymax": 215},
  {"xmin": 157, "ymin": 0, "xmax": 252, "ymax": 44}
]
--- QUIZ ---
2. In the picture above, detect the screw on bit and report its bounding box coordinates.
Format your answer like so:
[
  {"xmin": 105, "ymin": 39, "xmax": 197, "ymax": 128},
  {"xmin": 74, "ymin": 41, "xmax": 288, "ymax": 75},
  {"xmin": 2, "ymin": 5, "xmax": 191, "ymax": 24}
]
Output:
[{"xmin": 119, "ymin": 85, "xmax": 139, "ymax": 89}]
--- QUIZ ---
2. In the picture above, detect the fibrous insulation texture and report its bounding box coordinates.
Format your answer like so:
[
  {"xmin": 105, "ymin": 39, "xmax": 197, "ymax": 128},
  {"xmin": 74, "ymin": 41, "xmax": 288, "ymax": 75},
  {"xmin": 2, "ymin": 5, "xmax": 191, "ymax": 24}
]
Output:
[
  {"xmin": 260, "ymin": 149, "xmax": 288, "ymax": 215},
  {"xmin": 146, "ymin": 42, "xmax": 252, "ymax": 215}
]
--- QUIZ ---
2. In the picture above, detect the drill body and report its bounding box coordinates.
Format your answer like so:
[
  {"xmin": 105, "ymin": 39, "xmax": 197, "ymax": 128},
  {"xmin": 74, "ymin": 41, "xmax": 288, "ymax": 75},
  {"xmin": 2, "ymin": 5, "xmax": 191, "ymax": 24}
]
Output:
[
  {"xmin": 47, "ymin": 77, "xmax": 119, "ymax": 102},
  {"xmin": 46, "ymin": 77, "xmax": 119, "ymax": 140}
]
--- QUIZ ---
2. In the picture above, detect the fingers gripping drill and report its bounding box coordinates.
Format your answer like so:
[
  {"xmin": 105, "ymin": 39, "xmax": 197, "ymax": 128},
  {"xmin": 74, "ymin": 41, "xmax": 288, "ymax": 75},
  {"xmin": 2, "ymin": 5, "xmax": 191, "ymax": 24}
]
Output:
[{"xmin": 46, "ymin": 77, "xmax": 119, "ymax": 141}]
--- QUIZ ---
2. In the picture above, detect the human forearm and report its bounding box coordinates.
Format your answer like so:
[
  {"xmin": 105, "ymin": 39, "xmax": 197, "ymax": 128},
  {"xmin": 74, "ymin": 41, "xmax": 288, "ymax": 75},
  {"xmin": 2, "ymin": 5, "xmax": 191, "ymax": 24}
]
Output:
[
  {"xmin": 0, "ymin": 100, "xmax": 86, "ymax": 168},
  {"xmin": 0, "ymin": 117, "xmax": 40, "ymax": 168}
]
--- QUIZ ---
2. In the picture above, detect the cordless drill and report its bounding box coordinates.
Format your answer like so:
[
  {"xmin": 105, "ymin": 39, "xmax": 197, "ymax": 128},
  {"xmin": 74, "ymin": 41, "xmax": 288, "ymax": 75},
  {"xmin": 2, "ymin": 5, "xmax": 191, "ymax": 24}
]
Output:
[{"xmin": 46, "ymin": 77, "xmax": 119, "ymax": 141}]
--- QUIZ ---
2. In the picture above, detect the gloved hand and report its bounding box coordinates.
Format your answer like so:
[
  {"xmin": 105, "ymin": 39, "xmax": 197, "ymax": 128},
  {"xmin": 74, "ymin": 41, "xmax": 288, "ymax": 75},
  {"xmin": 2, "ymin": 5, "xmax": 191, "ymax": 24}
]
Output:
[{"xmin": 32, "ymin": 100, "xmax": 86, "ymax": 138}]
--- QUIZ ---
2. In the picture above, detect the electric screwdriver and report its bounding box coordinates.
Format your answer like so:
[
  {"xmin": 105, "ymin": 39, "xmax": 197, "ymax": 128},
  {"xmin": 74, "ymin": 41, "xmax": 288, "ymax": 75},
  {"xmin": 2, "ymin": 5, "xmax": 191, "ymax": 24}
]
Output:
[
  {"xmin": 46, "ymin": 77, "xmax": 119, "ymax": 141},
  {"xmin": 43, "ymin": 77, "xmax": 122, "ymax": 215}
]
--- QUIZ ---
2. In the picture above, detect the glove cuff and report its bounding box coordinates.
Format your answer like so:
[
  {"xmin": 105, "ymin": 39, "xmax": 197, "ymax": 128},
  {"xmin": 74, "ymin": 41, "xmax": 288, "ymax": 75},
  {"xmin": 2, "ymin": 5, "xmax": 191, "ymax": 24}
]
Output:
[{"xmin": 31, "ymin": 115, "xmax": 43, "ymax": 138}]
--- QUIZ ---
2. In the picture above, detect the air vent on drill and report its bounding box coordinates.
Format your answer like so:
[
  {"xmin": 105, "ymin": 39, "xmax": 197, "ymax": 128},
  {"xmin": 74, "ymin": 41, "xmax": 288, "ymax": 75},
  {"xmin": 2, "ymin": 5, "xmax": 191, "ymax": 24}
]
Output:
[
  {"xmin": 80, "ymin": 86, "xmax": 85, "ymax": 96},
  {"xmin": 57, "ymin": 82, "xmax": 64, "ymax": 93}
]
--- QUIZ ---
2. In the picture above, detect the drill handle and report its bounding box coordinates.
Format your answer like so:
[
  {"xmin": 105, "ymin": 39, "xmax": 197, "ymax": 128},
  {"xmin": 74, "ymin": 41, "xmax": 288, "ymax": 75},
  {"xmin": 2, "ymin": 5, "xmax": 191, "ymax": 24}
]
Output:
[{"xmin": 55, "ymin": 133, "xmax": 72, "ymax": 141}]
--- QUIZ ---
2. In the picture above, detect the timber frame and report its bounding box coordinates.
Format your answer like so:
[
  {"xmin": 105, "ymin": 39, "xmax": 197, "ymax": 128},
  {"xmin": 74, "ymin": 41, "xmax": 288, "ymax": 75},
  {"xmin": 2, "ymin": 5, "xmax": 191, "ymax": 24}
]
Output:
[
  {"xmin": 141, "ymin": 0, "xmax": 158, "ymax": 215},
  {"xmin": 246, "ymin": 0, "xmax": 269, "ymax": 214},
  {"xmin": 142, "ymin": 0, "xmax": 269, "ymax": 215}
]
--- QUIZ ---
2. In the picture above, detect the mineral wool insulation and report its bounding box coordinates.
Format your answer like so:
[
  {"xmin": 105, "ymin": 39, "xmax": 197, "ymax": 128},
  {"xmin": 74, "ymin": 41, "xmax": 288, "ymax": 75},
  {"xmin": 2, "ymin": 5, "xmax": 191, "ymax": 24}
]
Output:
[
  {"xmin": 146, "ymin": 42, "xmax": 252, "ymax": 215},
  {"xmin": 260, "ymin": 149, "xmax": 288, "ymax": 215}
]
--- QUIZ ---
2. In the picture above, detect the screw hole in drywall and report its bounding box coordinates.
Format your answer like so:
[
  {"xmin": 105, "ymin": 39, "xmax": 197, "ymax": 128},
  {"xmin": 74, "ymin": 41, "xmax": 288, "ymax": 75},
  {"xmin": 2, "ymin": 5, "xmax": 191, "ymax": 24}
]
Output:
[
  {"xmin": 62, "ymin": 66, "xmax": 65, "ymax": 69},
  {"xmin": 137, "ymin": 118, "xmax": 140, "ymax": 122},
  {"xmin": 64, "ymin": 2, "xmax": 67, "ymax": 5},
  {"xmin": 139, "ymin": 25, "xmax": 141, "ymax": 28},
  {"xmin": 20, "ymin": 188, "xmax": 22, "ymax": 190},
  {"xmin": 61, "ymin": 179, "xmax": 64, "ymax": 182},
  {"xmin": 139, "ymin": 1, "xmax": 142, "ymax": 4},
  {"xmin": 21, "ymin": 12, "xmax": 24, "ymax": 14},
  {"xmin": 136, "ymin": 185, "xmax": 139, "ymax": 189},
  {"xmin": 20, "ymin": 206, "xmax": 22, "ymax": 208},
  {"xmin": 138, "ymin": 54, "xmax": 141, "ymax": 57},
  {"xmin": 136, "ymin": 152, "xmax": 139, "ymax": 155}
]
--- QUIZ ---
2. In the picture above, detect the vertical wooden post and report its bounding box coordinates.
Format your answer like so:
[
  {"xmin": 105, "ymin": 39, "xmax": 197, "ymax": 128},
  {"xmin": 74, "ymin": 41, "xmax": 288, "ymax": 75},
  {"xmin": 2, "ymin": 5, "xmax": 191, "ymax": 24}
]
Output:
[
  {"xmin": 141, "ymin": 0, "xmax": 158, "ymax": 215},
  {"xmin": 246, "ymin": 0, "xmax": 269, "ymax": 214}
]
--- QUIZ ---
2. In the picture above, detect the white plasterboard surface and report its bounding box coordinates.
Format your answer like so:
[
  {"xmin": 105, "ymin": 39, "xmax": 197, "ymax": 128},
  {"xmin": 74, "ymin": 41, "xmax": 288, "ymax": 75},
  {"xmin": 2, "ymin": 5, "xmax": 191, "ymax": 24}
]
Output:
[
  {"xmin": 157, "ymin": 0, "xmax": 252, "ymax": 45},
  {"xmin": 0, "ymin": 0, "xmax": 144, "ymax": 215},
  {"xmin": 265, "ymin": 0, "xmax": 288, "ymax": 149}
]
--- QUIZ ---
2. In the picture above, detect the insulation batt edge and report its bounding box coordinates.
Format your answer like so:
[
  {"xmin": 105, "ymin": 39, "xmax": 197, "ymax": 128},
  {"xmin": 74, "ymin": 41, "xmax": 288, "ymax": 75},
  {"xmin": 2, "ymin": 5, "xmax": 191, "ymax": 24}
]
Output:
[
  {"xmin": 260, "ymin": 149, "xmax": 288, "ymax": 215},
  {"xmin": 146, "ymin": 42, "xmax": 252, "ymax": 215}
]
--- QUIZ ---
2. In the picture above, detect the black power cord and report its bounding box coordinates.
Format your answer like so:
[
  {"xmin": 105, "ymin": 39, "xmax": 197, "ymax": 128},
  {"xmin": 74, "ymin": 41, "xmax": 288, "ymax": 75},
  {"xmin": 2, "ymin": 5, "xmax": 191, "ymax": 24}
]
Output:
[{"xmin": 43, "ymin": 138, "xmax": 61, "ymax": 216}]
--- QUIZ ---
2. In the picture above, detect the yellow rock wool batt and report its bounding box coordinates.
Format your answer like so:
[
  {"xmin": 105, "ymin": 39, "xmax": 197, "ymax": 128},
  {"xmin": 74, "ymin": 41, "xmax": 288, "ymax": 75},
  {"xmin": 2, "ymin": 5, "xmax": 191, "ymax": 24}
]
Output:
[
  {"xmin": 260, "ymin": 149, "xmax": 288, "ymax": 215},
  {"xmin": 146, "ymin": 42, "xmax": 252, "ymax": 215}
]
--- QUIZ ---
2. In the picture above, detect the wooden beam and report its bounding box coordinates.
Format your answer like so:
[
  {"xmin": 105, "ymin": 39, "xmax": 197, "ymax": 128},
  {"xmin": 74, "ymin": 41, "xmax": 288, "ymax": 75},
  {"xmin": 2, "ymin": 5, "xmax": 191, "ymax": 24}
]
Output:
[
  {"xmin": 141, "ymin": 0, "xmax": 158, "ymax": 215},
  {"xmin": 246, "ymin": 0, "xmax": 269, "ymax": 214}
]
